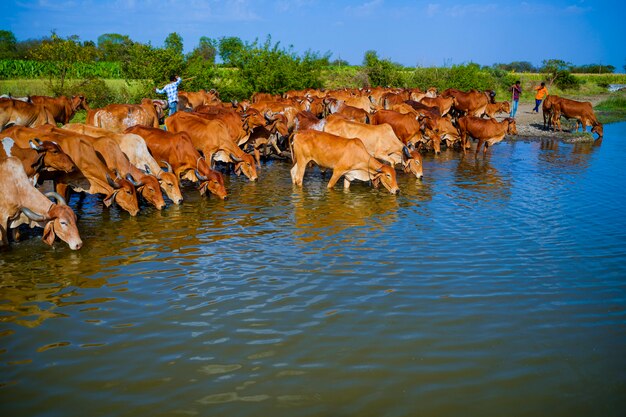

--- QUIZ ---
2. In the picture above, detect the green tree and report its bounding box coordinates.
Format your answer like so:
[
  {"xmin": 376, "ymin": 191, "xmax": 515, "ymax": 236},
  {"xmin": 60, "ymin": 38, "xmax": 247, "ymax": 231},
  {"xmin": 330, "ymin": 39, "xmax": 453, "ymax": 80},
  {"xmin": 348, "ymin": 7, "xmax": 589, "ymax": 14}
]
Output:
[
  {"xmin": 0, "ymin": 30, "xmax": 17, "ymax": 59},
  {"xmin": 363, "ymin": 50, "xmax": 402, "ymax": 87},
  {"xmin": 122, "ymin": 42, "xmax": 184, "ymax": 97},
  {"xmin": 189, "ymin": 36, "xmax": 217, "ymax": 63},
  {"xmin": 97, "ymin": 33, "xmax": 133, "ymax": 62},
  {"xmin": 225, "ymin": 36, "xmax": 326, "ymax": 99},
  {"xmin": 28, "ymin": 31, "xmax": 97, "ymax": 93},
  {"xmin": 218, "ymin": 36, "xmax": 245, "ymax": 66},
  {"xmin": 493, "ymin": 61, "xmax": 536, "ymax": 73},
  {"xmin": 164, "ymin": 32, "xmax": 184, "ymax": 56}
]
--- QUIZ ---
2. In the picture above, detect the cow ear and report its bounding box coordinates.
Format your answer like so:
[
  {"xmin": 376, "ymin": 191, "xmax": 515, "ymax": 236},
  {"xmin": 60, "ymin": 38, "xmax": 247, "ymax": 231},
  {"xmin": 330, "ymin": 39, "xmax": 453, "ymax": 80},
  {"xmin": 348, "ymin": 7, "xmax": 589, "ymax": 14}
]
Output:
[
  {"xmin": 42, "ymin": 221, "xmax": 56, "ymax": 246},
  {"xmin": 103, "ymin": 190, "xmax": 119, "ymax": 207}
]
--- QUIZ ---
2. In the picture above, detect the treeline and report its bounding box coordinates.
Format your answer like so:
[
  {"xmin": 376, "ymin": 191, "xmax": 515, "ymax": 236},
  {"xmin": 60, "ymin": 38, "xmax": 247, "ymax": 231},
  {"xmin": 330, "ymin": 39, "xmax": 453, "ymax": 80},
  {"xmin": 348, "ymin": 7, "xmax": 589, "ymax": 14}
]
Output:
[
  {"xmin": 493, "ymin": 60, "xmax": 617, "ymax": 74},
  {"xmin": 0, "ymin": 29, "xmax": 622, "ymax": 107}
]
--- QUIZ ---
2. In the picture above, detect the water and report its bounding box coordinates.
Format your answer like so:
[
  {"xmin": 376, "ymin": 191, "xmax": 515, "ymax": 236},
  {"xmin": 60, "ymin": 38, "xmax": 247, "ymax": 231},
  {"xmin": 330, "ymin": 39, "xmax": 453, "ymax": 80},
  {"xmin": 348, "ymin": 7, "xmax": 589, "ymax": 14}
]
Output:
[{"xmin": 1, "ymin": 124, "xmax": 626, "ymax": 417}]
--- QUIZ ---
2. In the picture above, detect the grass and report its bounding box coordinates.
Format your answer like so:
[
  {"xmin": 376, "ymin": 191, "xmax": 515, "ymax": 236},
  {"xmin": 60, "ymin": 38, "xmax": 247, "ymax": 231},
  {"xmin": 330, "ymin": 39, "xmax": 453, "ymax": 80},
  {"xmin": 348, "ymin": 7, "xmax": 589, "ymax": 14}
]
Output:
[
  {"xmin": 0, "ymin": 79, "xmax": 147, "ymax": 97},
  {"xmin": 594, "ymin": 92, "xmax": 626, "ymax": 124}
]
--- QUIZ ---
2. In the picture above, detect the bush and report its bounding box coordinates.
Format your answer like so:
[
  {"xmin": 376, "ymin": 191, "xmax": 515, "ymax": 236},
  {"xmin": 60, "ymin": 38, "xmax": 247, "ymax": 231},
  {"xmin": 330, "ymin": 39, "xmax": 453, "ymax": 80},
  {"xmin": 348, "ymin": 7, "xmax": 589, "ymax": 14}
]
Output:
[{"xmin": 555, "ymin": 70, "xmax": 581, "ymax": 90}]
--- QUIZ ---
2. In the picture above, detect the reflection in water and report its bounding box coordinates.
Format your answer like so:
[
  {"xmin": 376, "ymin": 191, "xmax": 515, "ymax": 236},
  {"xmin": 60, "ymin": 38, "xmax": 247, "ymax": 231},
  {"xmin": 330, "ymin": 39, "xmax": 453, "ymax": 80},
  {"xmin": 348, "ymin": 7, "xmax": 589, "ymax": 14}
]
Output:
[
  {"xmin": 538, "ymin": 137, "xmax": 597, "ymax": 171},
  {"xmin": 454, "ymin": 153, "xmax": 511, "ymax": 202},
  {"xmin": 289, "ymin": 170, "xmax": 400, "ymax": 243}
]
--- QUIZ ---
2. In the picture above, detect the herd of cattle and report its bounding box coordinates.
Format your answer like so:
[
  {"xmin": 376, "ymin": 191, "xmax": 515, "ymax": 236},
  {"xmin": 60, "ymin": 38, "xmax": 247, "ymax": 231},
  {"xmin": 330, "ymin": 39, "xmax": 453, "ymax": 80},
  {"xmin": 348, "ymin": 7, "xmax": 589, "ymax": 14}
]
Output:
[{"xmin": 0, "ymin": 86, "xmax": 603, "ymax": 251}]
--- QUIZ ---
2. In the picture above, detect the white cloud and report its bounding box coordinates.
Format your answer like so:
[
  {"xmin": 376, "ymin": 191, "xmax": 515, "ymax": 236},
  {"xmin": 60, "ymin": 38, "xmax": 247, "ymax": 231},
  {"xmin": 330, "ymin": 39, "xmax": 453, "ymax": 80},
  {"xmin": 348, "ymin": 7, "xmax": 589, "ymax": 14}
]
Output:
[
  {"xmin": 444, "ymin": 3, "xmax": 497, "ymax": 18},
  {"xmin": 565, "ymin": 4, "xmax": 592, "ymax": 14},
  {"xmin": 426, "ymin": 3, "xmax": 440, "ymax": 17},
  {"xmin": 345, "ymin": 0, "xmax": 383, "ymax": 17}
]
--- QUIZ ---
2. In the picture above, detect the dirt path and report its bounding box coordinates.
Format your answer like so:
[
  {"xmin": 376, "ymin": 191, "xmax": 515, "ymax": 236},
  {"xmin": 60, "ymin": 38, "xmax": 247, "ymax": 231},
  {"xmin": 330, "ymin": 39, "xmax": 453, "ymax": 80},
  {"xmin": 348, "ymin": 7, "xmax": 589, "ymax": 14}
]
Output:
[{"xmin": 499, "ymin": 96, "xmax": 604, "ymax": 141}]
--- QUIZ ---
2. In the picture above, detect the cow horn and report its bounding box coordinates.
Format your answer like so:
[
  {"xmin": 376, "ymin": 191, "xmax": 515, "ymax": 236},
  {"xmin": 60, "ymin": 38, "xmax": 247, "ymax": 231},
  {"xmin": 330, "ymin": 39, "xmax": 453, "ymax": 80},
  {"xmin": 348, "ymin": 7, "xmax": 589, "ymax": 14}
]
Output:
[
  {"xmin": 161, "ymin": 160, "xmax": 172, "ymax": 173},
  {"xmin": 106, "ymin": 172, "xmax": 120, "ymax": 189},
  {"xmin": 21, "ymin": 207, "xmax": 46, "ymax": 222},
  {"xmin": 230, "ymin": 153, "xmax": 242, "ymax": 163},
  {"xmin": 402, "ymin": 146, "xmax": 411, "ymax": 160},
  {"xmin": 29, "ymin": 139, "xmax": 44, "ymax": 151},
  {"xmin": 126, "ymin": 173, "xmax": 143, "ymax": 187},
  {"xmin": 45, "ymin": 191, "xmax": 67, "ymax": 206},
  {"xmin": 195, "ymin": 169, "xmax": 207, "ymax": 181}
]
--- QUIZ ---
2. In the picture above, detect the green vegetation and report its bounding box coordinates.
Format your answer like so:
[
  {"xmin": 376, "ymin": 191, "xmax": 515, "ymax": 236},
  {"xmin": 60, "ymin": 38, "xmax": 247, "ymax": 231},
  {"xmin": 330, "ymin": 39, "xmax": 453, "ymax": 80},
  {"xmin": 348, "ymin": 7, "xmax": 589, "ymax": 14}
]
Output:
[
  {"xmin": 595, "ymin": 92, "xmax": 626, "ymax": 124},
  {"xmin": 1, "ymin": 29, "xmax": 625, "ymax": 125}
]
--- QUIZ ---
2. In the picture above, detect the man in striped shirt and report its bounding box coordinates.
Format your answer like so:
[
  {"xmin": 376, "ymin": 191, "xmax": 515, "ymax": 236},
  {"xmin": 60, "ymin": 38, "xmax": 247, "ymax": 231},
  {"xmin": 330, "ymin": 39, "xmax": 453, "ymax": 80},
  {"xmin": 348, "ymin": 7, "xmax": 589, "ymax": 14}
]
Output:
[{"xmin": 156, "ymin": 75, "xmax": 182, "ymax": 116}]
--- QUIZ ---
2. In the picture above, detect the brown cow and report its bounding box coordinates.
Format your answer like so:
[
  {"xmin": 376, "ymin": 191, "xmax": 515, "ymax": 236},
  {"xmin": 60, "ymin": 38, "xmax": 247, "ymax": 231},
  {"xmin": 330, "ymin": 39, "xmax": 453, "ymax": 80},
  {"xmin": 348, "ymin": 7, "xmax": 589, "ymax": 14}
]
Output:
[
  {"xmin": 194, "ymin": 105, "xmax": 267, "ymax": 146},
  {"xmin": 442, "ymin": 88, "xmax": 496, "ymax": 117},
  {"xmin": 240, "ymin": 113, "xmax": 290, "ymax": 165},
  {"xmin": 542, "ymin": 95, "xmax": 559, "ymax": 130},
  {"xmin": 165, "ymin": 112, "xmax": 258, "ymax": 181},
  {"xmin": 178, "ymin": 90, "xmax": 220, "ymax": 110},
  {"xmin": 0, "ymin": 98, "xmax": 55, "ymax": 130},
  {"xmin": 419, "ymin": 96, "xmax": 456, "ymax": 116},
  {"xmin": 457, "ymin": 116, "xmax": 517, "ymax": 155},
  {"xmin": 125, "ymin": 125, "xmax": 228, "ymax": 200},
  {"xmin": 481, "ymin": 101, "xmax": 511, "ymax": 119},
  {"xmin": 290, "ymin": 130, "xmax": 400, "ymax": 193},
  {"xmin": 0, "ymin": 157, "xmax": 82, "ymax": 249},
  {"xmin": 321, "ymin": 115, "xmax": 423, "ymax": 179},
  {"xmin": 419, "ymin": 114, "xmax": 462, "ymax": 151},
  {"xmin": 549, "ymin": 97, "xmax": 603, "ymax": 138},
  {"xmin": 30, "ymin": 95, "xmax": 89, "ymax": 124},
  {"xmin": 86, "ymin": 99, "xmax": 162, "ymax": 132},
  {"xmin": 370, "ymin": 109, "xmax": 425, "ymax": 148},
  {"xmin": 1, "ymin": 136, "xmax": 75, "ymax": 182},
  {"xmin": 294, "ymin": 110, "xmax": 324, "ymax": 132}
]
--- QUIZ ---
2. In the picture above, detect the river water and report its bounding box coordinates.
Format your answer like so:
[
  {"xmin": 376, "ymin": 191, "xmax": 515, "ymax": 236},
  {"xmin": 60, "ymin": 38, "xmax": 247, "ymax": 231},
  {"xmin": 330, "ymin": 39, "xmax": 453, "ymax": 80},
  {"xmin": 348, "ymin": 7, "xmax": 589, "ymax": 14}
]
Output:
[{"xmin": 1, "ymin": 123, "xmax": 625, "ymax": 417}]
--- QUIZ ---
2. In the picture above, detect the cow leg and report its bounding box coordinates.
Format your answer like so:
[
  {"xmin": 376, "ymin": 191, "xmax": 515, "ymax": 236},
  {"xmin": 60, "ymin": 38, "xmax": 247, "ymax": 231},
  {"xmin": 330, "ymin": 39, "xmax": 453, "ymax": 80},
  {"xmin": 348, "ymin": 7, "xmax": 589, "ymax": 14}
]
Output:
[
  {"xmin": 55, "ymin": 182, "xmax": 70, "ymax": 202},
  {"xmin": 0, "ymin": 223, "xmax": 8, "ymax": 248},
  {"xmin": 253, "ymin": 147, "xmax": 261, "ymax": 166},
  {"xmin": 326, "ymin": 170, "xmax": 343, "ymax": 189},
  {"xmin": 475, "ymin": 139, "xmax": 484, "ymax": 156},
  {"xmin": 290, "ymin": 161, "xmax": 307, "ymax": 186}
]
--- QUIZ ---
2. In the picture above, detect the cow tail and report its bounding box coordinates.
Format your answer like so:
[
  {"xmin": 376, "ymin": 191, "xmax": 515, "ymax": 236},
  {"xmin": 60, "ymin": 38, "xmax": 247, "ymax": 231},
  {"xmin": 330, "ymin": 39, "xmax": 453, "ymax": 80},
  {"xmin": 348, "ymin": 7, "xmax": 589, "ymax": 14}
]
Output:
[{"xmin": 288, "ymin": 131, "xmax": 296, "ymax": 163}]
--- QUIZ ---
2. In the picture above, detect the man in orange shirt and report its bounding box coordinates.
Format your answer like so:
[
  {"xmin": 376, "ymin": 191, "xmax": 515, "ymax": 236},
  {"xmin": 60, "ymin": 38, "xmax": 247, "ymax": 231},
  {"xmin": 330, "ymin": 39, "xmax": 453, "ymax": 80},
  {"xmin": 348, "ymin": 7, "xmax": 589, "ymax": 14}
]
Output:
[{"xmin": 533, "ymin": 82, "xmax": 548, "ymax": 113}]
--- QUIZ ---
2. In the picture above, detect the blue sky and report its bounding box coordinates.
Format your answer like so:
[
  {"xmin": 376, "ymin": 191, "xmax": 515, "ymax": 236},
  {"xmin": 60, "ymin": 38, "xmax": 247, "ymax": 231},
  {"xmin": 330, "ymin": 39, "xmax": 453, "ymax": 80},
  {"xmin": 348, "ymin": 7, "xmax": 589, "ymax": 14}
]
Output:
[{"xmin": 1, "ymin": 0, "xmax": 624, "ymax": 70}]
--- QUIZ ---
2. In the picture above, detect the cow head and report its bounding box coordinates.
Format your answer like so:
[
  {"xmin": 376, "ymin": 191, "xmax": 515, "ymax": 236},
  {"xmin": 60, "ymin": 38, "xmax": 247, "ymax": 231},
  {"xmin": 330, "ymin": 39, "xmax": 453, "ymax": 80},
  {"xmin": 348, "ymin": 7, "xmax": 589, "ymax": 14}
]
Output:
[
  {"xmin": 154, "ymin": 162, "xmax": 183, "ymax": 205},
  {"xmin": 592, "ymin": 122, "xmax": 603, "ymax": 138},
  {"xmin": 30, "ymin": 139, "xmax": 76, "ymax": 173},
  {"xmin": 104, "ymin": 174, "xmax": 139, "ymax": 216},
  {"xmin": 196, "ymin": 159, "xmax": 228, "ymax": 199},
  {"xmin": 131, "ymin": 173, "xmax": 166, "ymax": 210},
  {"xmin": 39, "ymin": 192, "xmax": 82, "ymax": 250},
  {"xmin": 402, "ymin": 147, "xmax": 423, "ymax": 179},
  {"xmin": 372, "ymin": 164, "xmax": 400, "ymax": 194},
  {"xmin": 506, "ymin": 118, "xmax": 518, "ymax": 135},
  {"xmin": 232, "ymin": 152, "xmax": 258, "ymax": 181},
  {"xmin": 71, "ymin": 95, "xmax": 89, "ymax": 112}
]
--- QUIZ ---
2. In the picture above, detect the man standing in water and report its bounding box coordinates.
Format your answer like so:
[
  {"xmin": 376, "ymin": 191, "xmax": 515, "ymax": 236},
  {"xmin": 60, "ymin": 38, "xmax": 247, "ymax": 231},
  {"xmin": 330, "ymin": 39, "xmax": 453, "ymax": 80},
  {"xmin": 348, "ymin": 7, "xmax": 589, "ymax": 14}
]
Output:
[
  {"xmin": 532, "ymin": 82, "xmax": 548, "ymax": 113},
  {"xmin": 510, "ymin": 80, "xmax": 522, "ymax": 118},
  {"xmin": 156, "ymin": 75, "xmax": 182, "ymax": 116}
]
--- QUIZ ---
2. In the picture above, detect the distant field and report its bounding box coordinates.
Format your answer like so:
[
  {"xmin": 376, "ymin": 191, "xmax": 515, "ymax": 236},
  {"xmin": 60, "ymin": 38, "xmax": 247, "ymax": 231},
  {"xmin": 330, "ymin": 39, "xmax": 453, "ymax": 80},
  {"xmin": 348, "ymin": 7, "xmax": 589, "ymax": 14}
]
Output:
[{"xmin": 0, "ymin": 79, "xmax": 147, "ymax": 97}]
